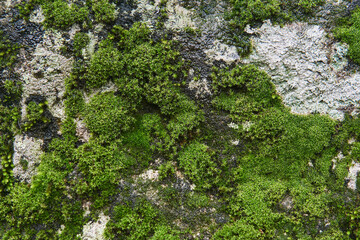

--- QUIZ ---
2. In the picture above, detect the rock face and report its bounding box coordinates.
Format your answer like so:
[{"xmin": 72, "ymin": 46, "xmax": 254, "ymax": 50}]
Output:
[
  {"xmin": 16, "ymin": 28, "xmax": 73, "ymax": 121},
  {"xmin": 346, "ymin": 161, "xmax": 360, "ymax": 190},
  {"xmin": 242, "ymin": 20, "xmax": 360, "ymax": 120},
  {"xmin": 81, "ymin": 212, "xmax": 110, "ymax": 240},
  {"xmin": 12, "ymin": 134, "xmax": 43, "ymax": 183}
]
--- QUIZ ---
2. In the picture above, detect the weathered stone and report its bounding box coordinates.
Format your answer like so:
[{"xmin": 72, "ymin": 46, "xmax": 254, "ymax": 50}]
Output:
[
  {"xmin": 16, "ymin": 29, "xmax": 73, "ymax": 121},
  {"xmin": 12, "ymin": 134, "xmax": 43, "ymax": 183},
  {"xmin": 75, "ymin": 118, "xmax": 91, "ymax": 143},
  {"xmin": 241, "ymin": 20, "xmax": 360, "ymax": 120},
  {"xmin": 346, "ymin": 161, "xmax": 360, "ymax": 190},
  {"xmin": 81, "ymin": 212, "xmax": 110, "ymax": 240}
]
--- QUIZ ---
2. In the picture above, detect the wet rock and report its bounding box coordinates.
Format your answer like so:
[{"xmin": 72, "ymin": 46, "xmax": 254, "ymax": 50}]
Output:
[{"xmin": 12, "ymin": 134, "xmax": 43, "ymax": 183}]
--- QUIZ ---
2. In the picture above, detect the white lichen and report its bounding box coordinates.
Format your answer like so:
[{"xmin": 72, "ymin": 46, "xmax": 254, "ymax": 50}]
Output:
[
  {"xmin": 242, "ymin": 20, "xmax": 360, "ymax": 120},
  {"xmin": 81, "ymin": 212, "xmax": 110, "ymax": 240},
  {"xmin": 12, "ymin": 134, "xmax": 44, "ymax": 183},
  {"xmin": 346, "ymin": 161, "xmax": 360, "ymax": 190}
]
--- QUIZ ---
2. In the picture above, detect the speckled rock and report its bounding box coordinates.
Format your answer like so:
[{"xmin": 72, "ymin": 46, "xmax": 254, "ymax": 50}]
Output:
[
  {"xmin": 75, "ymin": 119, "xmax": 91, "ymax": 143},
  {"xmin": 240, "ymin": 20, "xmax": 360, "ymax": 120},
  {"xmin": 16, "ymin": 28, "xmax": 73, "ymax": 121},
  {"xmin": 12, "ymin": 134, "xmax": 43, "ymax": 183},
  {"xmin": 81, "ymin": 212, "xmax": 110, "ymax": 240},
  {"xmin": 346, "ymin": 161, "xmax": 360, "ymax": 190}
]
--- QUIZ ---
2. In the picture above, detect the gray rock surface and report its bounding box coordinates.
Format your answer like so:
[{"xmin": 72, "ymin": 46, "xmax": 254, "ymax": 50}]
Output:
[
  {"xmin": 12, "ymin": 134, "xmax": 43, "ymax": 183},
  {"xmin": 16, "ymin": 28, "xmax": 73, "ymax": 121},
  {"xmin": 81, "ymin": 212, "xmax": 110, "ymax": 240},
  {"xmin": 241, "ymin": 20, "xmax": 360, "ymax": 120},
  {"xmin": 346, "ymin": 161, "xmax": 360, "ymax": 190}
]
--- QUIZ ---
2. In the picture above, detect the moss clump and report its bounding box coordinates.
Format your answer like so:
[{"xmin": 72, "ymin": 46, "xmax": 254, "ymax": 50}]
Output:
[
  {"xmin": 334, "ymin": 7, "xmax": 360, "ymax": 65},
  {"xmin": 22, "ymin": 100, "xmax": 49, "ymax": 132},
  {"xmin": 0, "ymin": 31, "xmax": 20, "ymax": 69},
  {"xmin": 73, "ymin": 32, "xmax": 90, "ymax": 57},
  {"xmin": 212, "ymin": 220, "xmax": 261, "ymax": 239},
  {"xmin": 42, "ymin": 0, "xmax": 89, "ymax": 29},
  {"xmin": 91, "ymin": 0, "xmax": 116, "ymax": 23},
  {"xmin": 83, "ymin": 92, "xmax": 136, "ymax": 141},
  {"xmin": 0, "ymin": 59, "xmax": 22, "ymax": 194},
  {"xmin": 225, "ymin": 0, "xmax": 324, "ymax": 55},
  {"xmin": 178, "ymin": 142, "xmax": 217, "ymax": 189},
  {"xmin": 104, "ymin": 200, "xmax": 180, "ymax": 240}
]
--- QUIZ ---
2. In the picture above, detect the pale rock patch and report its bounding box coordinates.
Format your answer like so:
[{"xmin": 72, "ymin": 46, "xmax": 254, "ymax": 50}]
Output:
[
  {"xmin": 165, "ymin": 0, "xmax": 196, "ymax": 30},
  {"xmin": 139, "ymin": 169, "xmax": 160, "ymax": 181},
  {"xmin": 16, "ymin": 29, "xmax": 73, "ymax": 121},
  {"xmin": 331, "ymin": 152, "xmax": 344, "ymax": 170},
  {"xmin": 188, "ymin": 78, "xmax": 212, "ymax": 98},
  {"xmin": 75, "ymin": 119, "xmax": 91, "ymax": 143},
  {"xmin": 81, "ymin": 212, "xmax": 110, "ymax": 240},
  {"xmin": 204, "ymin": 40, "xmax": 240, "ymax": 64},
  {"xmin": 346, "ymin": 161, "xmax": 360, "ymax": 190},
  {"xmin": 228, "ymin": 122, "xmax": 239, "ymax": 129},
  {"xmin": 12, "ymin": 134, "xmax": 43, "ymax": 183},
  {"xmin": 29, "ymin": 7, "xmax": 45, "ymax": 24},
  {"xmin": 242, "ymin": 20, "xmax": 360, "ymax": 120}
]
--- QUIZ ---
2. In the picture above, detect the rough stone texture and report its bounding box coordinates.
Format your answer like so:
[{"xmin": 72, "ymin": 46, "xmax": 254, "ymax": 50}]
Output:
[
  {"xmin": 75, "ymin": 119, "xmax": 91, "ymax": 143},
  {"xmin": 188, "ymin": 77, "xmax": 212, "ymax": 98},
  {"xmin": 331, "ymin": 151, "xmax": 344, "ymax": 170},
  {"xmin": 12, "ymin": 134, "xmax": 43, "ymax": 183},
  {"xmin": 239, "ymin": 20, "xmax": 360, "ymax": 120},
  {"xmin": 16, "ymin": 27, "xmax": 73, "ymax": 121},
  {"xmin": 165, "ymin": 0, "xmax": 196, "ymax": 30},
  {"xmin": 204, "ymin": 40, "xmax": 239, "ymax": 64},
  {"xmin": 139, "ymin": 169, "xmax": 160, "ymax": 181},
  {"xmin": 81, "ymin": 212, "xmax": 110, "ymax": 240},
  {"xmin": 346, "ymin": 161, "xmax": 360, "ymax": 190}
]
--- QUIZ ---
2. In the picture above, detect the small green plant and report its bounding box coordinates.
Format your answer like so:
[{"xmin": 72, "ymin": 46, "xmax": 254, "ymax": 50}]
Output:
[
  {"xmin": 104, "ymin": 200, "xmax": 175, "ymax": 240},
  {"xmin": 178, "ymin": 142, "xmax": 217, "ymax": 189},
  {"xmin": 42, "ymin": 0, "xmax": 89, "ymax": 29},
  {"xmin": 92, "ymin": 0, "xmax": 116, "ymax": 23},
  {"xmin": 334, "ymin": 7, "xmax": 360, "ymax": 65},
  {"xmin": 159, "ymin": 162, "xmax": 176, "ymax": 180},
  {"xmin": 212, "ymin": 220, "xmax": 261, "ymax": 240},
  {"xmin": 17, "ymin": 0, "xmax": 42, "ymax": 21},
  {"xmin": 82, "ymin": 92, "xmax": 135, "ymax": 141},
  {"xmin": 73, "ymin": 32, "xmax": 90, "ymax": 57},
  {"xmin": 23, "ymin": 101, "xmax": 49, "ymax": 131},
  {"xmin": 0, "ymin": 31, "xmax": 20, "ymax": 69}
]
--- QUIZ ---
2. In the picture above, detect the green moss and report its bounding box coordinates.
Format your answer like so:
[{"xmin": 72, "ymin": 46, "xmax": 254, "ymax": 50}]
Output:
[
  {"xmin": 297, "ymin": 0, "xmax": 325, "ymax": 13},
  {"xmin": 212, "ymin": 220, "xmax": 261, "ymax": 240},
  {"xmin": 22, "ymin": 100, "xmax": 49, "ymax": 132},
  {"xmin": 92, "ymin": 0, "xmax": 116, "ymax": 23},
  {"xmin": 178, "ymin": 142, "xmax": 217, "ymax": 189},
  {"xmin": 0, "ymin": 79, "xmax": 22, "ymax": 194},
  {"xmin": 82, "ymin": 92, "xmax": 136, "ymax": 141},
  {"xmin": 42, "ymin": 0, "xmax": 89, "ymax": 29},
  {"xmin": 17, "ymin": 0, "xmax": 43, "ymax": 21},
  {"xmin": 73, "ymin": 32, "xmax": 90, "ymax": 57},
  {"xmin": 86, "ymin": 42, "xmax": 123, "ymax": 88},
  {"xmin": 334, "ymin": 7, "xmax": 360, "ymax": 65},
  {"xmin": 104, "ymin": 200, "xmax": 179, "ymax": 240},
  {"xmin": 0, "ymin": 31, "xmax": 20, "ymax": 69}
]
